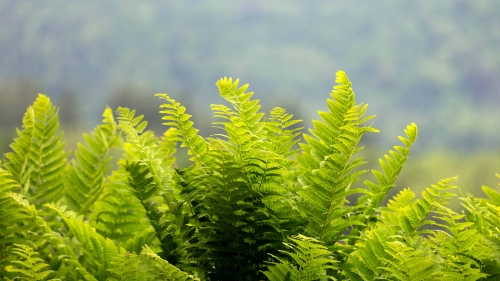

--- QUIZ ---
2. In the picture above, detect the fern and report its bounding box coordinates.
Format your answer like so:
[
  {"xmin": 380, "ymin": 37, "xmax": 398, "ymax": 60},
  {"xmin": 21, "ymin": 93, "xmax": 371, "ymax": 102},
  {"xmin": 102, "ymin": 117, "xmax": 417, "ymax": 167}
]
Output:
[
  {"xmin": 361, "ymin": 123, "xmax": 418, "ymax": 226},
  {"xmin": 343, "ymin": 177, "xmax": 460, "ymax": 280},
  {"xmin": 0, "ymin": 168, "xmax": 38, "ymax": 246},
  {"xmin": 45, "ymin": 202, "xmax": 123, "ymax": 280},
  {"xmin": 4, "ymin": 94, "xmax": 68, "ymax": 206},
  {"xmin": 181, "ymin": 77, "xmax": 302, "ymax": 280},
  {"xmin": 429, "ymin": 207, "xmax": 490, "ymax": 280},
  {"xmin": 4, "ymin": 71, "xmax": 500, "ymax": 280},
  {"xmin": 64, "ymin": 107, "xmax": 121, "ymax": 216},
  {"xmin": 117, "ymin": 107, "xmax": 190, "ymax": 266},
  {"xmin": 5, "ymin": 243, "xmax": 57, "ymax": 281},
  {"xmin": 107, "ymin": 245, "xmax": 199, "ymax": 281},
  {"xmin": 263, "ymin": 234, "xmax": 337, "ymax": 281},
  {"xmin": 90, "ymin": 169, "xmax": 152, "ymax": 250},
  {"xmin": 1, "ymin": 168, "xmax": 97, "ymax": 280},
  {"xmin": 296, "ymin": 70, "xmax": 378, "ymax": 252},
  {"xmin": 481, "ymin": 173, "xmax": 500, "ymax": 206},
  {"xmin": 157, "ymin": 93, "xmax": 210, "ymax": 167},
  {"xmin": 379, "ymin": 238, "xmax": 438, "ymax": 281}
]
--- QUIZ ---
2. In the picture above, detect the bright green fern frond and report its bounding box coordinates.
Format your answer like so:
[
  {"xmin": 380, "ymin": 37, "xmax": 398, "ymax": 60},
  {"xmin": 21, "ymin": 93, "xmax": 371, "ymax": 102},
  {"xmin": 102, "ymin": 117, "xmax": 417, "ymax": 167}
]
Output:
[
  {"xmin": 461, "ymin": 195, "xmax": 500, "ymax": 278},
  {"xmin": 264, "ymin": 234, "xmax": 337, "ymax": 281},
  {"xmin": 140, "ymin": 245, "xmax": 199, "ymax": 281},
  {"xmin": 5, "ymin": 94, "xmax": 68, "ymax": 205},
  {"xmin": 265, "ymin": 107, "xmax": 303, "ymax": 158},
  {"xmin": 362, "ymin": 123, "xmax": 418, "ymax": 220},
  {"xmin": 216, "ymin": 77, "xmax": 265, "ymax": 135},
  {"xmin": 5, "ymin": 243, "xmax": 56, "ymax": 281},
  {"xmin": 157, "ymin": 93, "xmax": 209, "ymax": 166},
  {"xmin": 65, "ymin": 107, "xmax": 121, "ymax": 215},
  {"xmin": 117, "ymin": 107, "xmax": 172, "ymax": 200},
  {"xmin": 379, "ymin": 239, "xmax": 438, "ymax": 281},
  {"xmin": 0, "ymin": 168, "xmax": 96, "ymax": 280},
  {"xmin": 159, "ymin": 127, "xmax": 178, "ymax": 167},
  {"xmin": 429, "ymin": 207, "xmax": 490, "ymax": 280},
  {"xmin": 0, "ymin": 168, "xmax": 39, "ymax": 246},
  {"xmin": 107, "ymin": 252, "xmax": 150, "ymax": 281},
  {"xmin": 45, "ymin": 202, "xmax": 123, "ymax": 280},
  {"xmin": 296, "ymin": 71, "xmax": 378, "ymax": 249},
  {"xmin": 117, "ymin": 112, "xmax": 184, "ymax": 265},
  {"xmin": 398, "ymin": 177, "xmax": 458, "ymax": 235},
  {"xmin": 108, "ymin": 245, "xmax": 199, "ymax": 281},
  {"xmin": 90, "ymin": 169, "xmax": 152, "ymax": 248},
  {"xmin": 482, "ymin": 174, "xmax": 500, "ymax": 206}
]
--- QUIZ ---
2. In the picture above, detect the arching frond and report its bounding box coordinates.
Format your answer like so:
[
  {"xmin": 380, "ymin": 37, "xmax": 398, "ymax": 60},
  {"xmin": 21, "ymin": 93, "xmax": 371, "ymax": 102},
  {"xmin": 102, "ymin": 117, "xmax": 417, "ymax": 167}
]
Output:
[
  {"xmin": 296, "ymin": 71, "xmax": 378, "ymax": 249},
  {"xmin": 65, "ymin": 107, "xmax": 121, "ymax": 215},
  {"xmin": 362, "ymin": 123, "xmax": 418, "ymax": 223},
  {"xmin": 157, "ymin": 93, "xmax": 209, "ymax": 166},
  {"xmin": 4, "ymin": 94, "xmax": 68, "ymax": 205}
]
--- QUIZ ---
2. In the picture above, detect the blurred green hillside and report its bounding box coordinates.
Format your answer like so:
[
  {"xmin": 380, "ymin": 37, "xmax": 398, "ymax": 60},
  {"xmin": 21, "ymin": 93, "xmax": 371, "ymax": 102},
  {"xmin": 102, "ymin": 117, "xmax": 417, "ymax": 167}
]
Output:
[{"xmin": 1, "ymin": 1, "xmax": 499, "ymax": 199}]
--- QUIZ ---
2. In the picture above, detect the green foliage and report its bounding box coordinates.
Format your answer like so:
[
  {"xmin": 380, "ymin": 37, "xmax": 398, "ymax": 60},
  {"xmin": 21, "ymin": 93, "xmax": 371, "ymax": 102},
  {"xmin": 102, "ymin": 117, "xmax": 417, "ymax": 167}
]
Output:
[
  {"xmin": 264, "ymin": 235, "xmax": 337, "ymax": 281},
  {"xmin": 5, "ymin": 243, "xmax": 57, "ymax": 281},
  {"xmin": 64, "ymin": 107, "xmax": 121, "ymax": 215},
  {"xmin": 1, "ymin": 71, "xmax": 500, "ymax": 280},
  {"xmin": 4, "ymin": 94, "xmax": 68, "ymax": 206}
]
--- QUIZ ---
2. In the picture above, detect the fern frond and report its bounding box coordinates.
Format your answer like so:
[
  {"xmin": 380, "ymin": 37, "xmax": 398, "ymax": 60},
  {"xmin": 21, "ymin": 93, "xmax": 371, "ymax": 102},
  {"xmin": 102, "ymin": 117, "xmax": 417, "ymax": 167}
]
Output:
[
  {"xmin": 362, "ymin": 123, "xmax": 418, "ymax": 222},
  {"xmin": 118, "ymin": 107, "xmax": 172, "ymax": 199},
  {"xmin": 159, "ymin": 127, "xmax": 178, "ymax": 167},
  {"xmin": 264, "ymin": 107, "xmax": 303, "ymax": 158},
  {"xmin": 482, "ymin": 174, "xmax": 500, "ymax": 206},
  {"xmin": 90, "ymin": 169, "xmax": 152, "ymax": 247},
  {"xmin": 1, "ymin": 167, "xmax": 97, "ymax": 280},
  {"xmin": 296, "ymin": 71, "xmax": 378, "ymax": 249},
  {"xmin": 157, "ymin": 93, "xmax": 210, "ymax": 166},
  {"xmin": 45, "ymin": 202, "xmax": 123, "ymax": 280},
  {"xmin": 5, "ymin": 243, "xmax": 56, "ymax": 281},
  {"xmin": 216, "ymin": 77, "xmax": 265, "ymax": 136},
  {"xmin": 4, "ymin": 94, "xmax": 68, "ymax": 205},
  {"xmin": 107, "ymin": 251, "xmax": 150, "ymax": 281},
  {"xmin": 0, "ymin": 168, "xmax": 43, "ymax": 262},
  {"xmin": 397, "ymin": 177, "xmax": 458, "ymax": 235},
  {"xmin": 263, "ymin": 234, "xmax": 337, "ymax": 281},
  {"xmin": 429, "ymin": 208, "xmax": 490, "ymax": 280},
  {"xmin": 379, "ymin": 239, "xmax": 438, "ymax": 281},
  {"xmin": 65, "ymin": 107, "xmax": 121, "ymax": 215}
]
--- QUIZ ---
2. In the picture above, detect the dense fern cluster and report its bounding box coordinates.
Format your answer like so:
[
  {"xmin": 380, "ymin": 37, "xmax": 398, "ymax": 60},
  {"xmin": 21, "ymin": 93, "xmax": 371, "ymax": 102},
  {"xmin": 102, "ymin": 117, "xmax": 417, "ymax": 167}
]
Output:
[{"xmin": 1, "ymin": 71, "xmax": 500, "ymax": 280}]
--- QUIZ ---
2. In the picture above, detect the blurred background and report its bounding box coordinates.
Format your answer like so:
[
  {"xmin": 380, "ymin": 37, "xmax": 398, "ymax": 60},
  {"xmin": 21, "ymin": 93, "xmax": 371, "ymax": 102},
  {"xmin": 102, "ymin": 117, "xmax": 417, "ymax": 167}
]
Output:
[{"xmin": 1, "ymin": 0, "xmax": 499, "ymax": 203}]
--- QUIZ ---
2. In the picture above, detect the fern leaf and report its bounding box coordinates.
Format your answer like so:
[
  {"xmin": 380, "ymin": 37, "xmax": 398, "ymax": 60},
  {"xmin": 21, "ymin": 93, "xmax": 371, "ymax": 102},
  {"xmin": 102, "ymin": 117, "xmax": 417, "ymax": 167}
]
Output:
[
  {"xmin": 157, "ymin": 93, "xmax": 209, "ymax": 166},
  {"xmin": 5, "ymin": 243, "xmax": 56, "ymax": 281},
  {"xmin": 379, "ymin": 240, "xmax": 438, "ymax": 281},
  {"xmin": 118, "ymin": 107, "xmax": 172, "ymax": 199},
  {"xmin": 296, "ymin": 71, "xmax": 378, "ymax": 250},
  {"xmin": 0, "ymin": 168, "xmax": 38, "ymax": 242},
  {"xmin": 1, "ymin": 168, "xmax": 97, "ymax": 280},
  {"xmin": 45, "ymin": 202, "xmax": 123, "ymax": 280},
  {"xmin": 4, "ymin": 94, "xmax": 68, "ymax": 205},
  {"xmin": 482, "ymin": 177, "xmax": 500, "ymax": 206},
  {"xmin": 263, "ymin": 234, "xmax": 337, "ymax": 281},
  {"xmin": 65, "ymin": 107, "xmax": 121, "ymax": 215},
  {"xmin": 362, "ymin": 123, "xmax": 418, "ymax": 220},
  {"xmin": 90, "ymin": 169, "xmax": 152, "ymax": 247}
]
